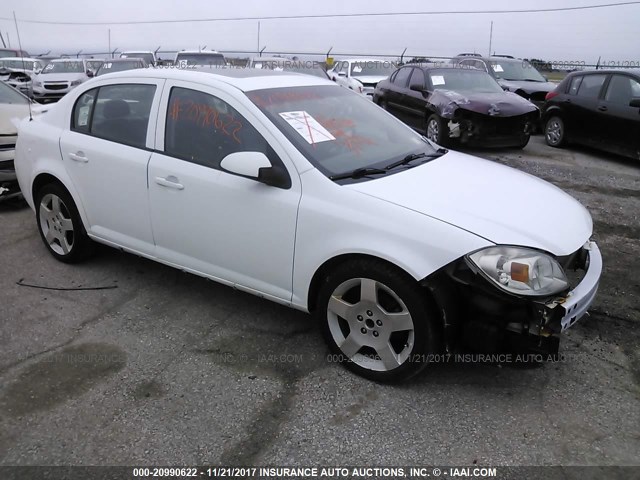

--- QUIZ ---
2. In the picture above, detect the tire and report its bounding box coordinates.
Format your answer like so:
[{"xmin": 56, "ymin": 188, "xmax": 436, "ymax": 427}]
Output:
[
  {"xmin": 35, "ymin": 182, "xmax": 94, "ymax": 263},
  {"xmin": 425, "ymin": 113, "xmax": 450, "ymax": 147},
  {"xmin": 545, "ymin": 115, "xmax": 566, "ymax": 148},
  {"xmin": 514, "ymin": 134, "xmax": 531, "ymax": 150},
  {"xmin": 378, "ymin": 99, "xmax": 389, "ymax": 111},
  {"xmin": 317, "ymin": 258, "xmax": 440, "ymax": 383}
]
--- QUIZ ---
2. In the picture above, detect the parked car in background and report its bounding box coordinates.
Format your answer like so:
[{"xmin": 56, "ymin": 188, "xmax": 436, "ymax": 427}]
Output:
[
  {"xmin": 96, "ymin": 58, "xmax": 148, "ymax": 76},
  {"xmin": 0, "ymin": 81, "xmax": 47, "ymax": 201},
  {"xmin": 0, "ymin": 57, "xmax": 46, "ymax": 97},
  {"xmin": 451, "ymin": 54, "xmax": 556, "ymax": 110},
  {"xmin": 0, "ymin": 48, "xmax": 30, "ymax": 58},
  {"xmin": 32, "ymin": 59, "xmax": 96, "ymax": 103},
  {"xmin": 120, "ymin": 51, "xmax": 157, "ymax": 67},
  {"xmin": 248, "ymin": 56, "xmax": 329, "ymax": 79},
  {"xmin": 374, "ymin": 65, "xmax": 538, "ymax": 148},
  {"xmin": 543, "ymin": 69, "xmax": 640, "ymax": 160},
  {"xmin": 174, "ymin": 50, "xmax": 225, "ymax": 68},
  {"xmin": 327, "ymin": 59, "xmax": 396, "ymax": 98},
  {"xmin": 15, "ymin": 68, "xmax": 601, "ymax": 382}
]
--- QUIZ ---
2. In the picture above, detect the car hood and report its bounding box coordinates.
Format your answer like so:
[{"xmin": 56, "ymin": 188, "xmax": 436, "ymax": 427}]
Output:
[
  {"xmin": 347, "ymin": 151, "xmax": 592, "ymax": 256},
  {"xmin": 353, "ymin": 75, "xmax": 389, "ymax": 85},
  {"xmin": 498, "ymin": 79, "xmax": 556, "ymax": 94},
  {"xmin": 36, "ymin": 72, "xmax": 87, "ymax": 82},
  {"xmin": 0, "ymin": 103, "xmax": 31, "ymax": 134},
  {"xmin": 429, "ymin": 90, "xmax": 538, "ymax": 118}
]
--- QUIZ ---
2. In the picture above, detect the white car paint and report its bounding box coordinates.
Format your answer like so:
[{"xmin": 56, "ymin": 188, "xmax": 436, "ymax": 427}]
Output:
[
  {"xmin": 32, "ymin": 59, "xmax": 95, "ymax": 102},
  {"xmin": 14, "ymin": 68, "xmax": 597, "ymax": 316},
  {"xmin": 327, "ymin": 58, "xmax": 395, "ymax": 98}
]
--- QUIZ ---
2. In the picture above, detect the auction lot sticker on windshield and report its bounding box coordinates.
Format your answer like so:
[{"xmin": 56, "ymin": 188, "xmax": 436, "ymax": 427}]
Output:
[
  {"xmin": 279, "ymin": 111, "xmax": 336, "ymax": 144},
  {"xmin": 431, "ymin": 75, "xmax": 445, "ymax": 86},
  {"xmin": 492, "ymin": 64, "xmax": 504, "ymax": 72}
]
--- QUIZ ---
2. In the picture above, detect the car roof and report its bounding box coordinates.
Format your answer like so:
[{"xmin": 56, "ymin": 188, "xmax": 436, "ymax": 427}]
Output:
[
  {"xmin": 51, "ymin": 58, "xmax": 85, "ymax": 62},
  {"xmin": 414, "ymin": 66, "xmax": 488, "ymax": 74},
  {"xmin": 177, "ymin": 50, "xmax": 223, "ymax": 54},
  {"xmin": 106, "ymin": 58, "xmax": 145, "ymax": 62},
  {"xmin": 0, "ymin": 57, "xmax": 42, "ymax": 63},
  {"xmin": 90, "ymin": 67, "xmax": 332, "ymax": 91},
  {"xmin": 454, "ymin": 55, "xmax": 521, "ymax": 63},
  {"xmin": 569, "ymin": 68, "xmax": 640, "ymax": 76}
]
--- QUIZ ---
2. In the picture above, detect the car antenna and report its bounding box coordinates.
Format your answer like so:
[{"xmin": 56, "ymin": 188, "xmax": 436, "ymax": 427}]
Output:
[{"xmin": 13, "ymin": 11, "xmax": 32, "ymax": 121}]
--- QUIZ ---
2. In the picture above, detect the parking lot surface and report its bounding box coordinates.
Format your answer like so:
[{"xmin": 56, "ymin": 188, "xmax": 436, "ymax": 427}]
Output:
[{"xmin": 0, "ymin": 136, "xmax": 638, "ymax": 467}]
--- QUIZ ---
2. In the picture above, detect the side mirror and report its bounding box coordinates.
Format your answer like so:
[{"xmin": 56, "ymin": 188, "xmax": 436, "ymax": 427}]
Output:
[
  {"xmin": 543, "ymin": 75, "xmax": 549, "ymax": 82},
  {"xmin": 629, "ymin": 98, "xmax": 640, "ymax": 108},
  {"xmin": 220, "ymin": 151, "xmax": 290, "ymax": 188},
  {"xmin": 86, "ymin": 70, "xmax": 94, "ymax": 78}
]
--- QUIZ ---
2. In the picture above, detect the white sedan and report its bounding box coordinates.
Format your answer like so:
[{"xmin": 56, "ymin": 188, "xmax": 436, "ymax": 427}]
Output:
[
  {"xmin": 327, "ymin": 58, "xmax": 396, "ymax": 98},
  {"xmin": 15, "ymin": 68, "xmax": 602, "ymax": 382}
]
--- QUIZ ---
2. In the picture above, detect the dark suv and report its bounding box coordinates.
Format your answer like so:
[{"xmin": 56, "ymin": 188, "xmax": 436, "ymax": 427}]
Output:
[
  {"xmin": 451, "ymin": 54, "xmax": 557, "ymax": 109},
  {"xmin": 542, "ymin": 69, "xmax": 640, "ymax": 160}
]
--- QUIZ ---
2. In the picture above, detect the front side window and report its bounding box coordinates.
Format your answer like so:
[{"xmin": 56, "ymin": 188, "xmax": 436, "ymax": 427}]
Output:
[
  {"xmin": 409, "ymin": 69, "xmax": 425, "ymax": 89},
  {"xmin": 247, "ymin": 85, "xmax": 434, "ymax": 178},
  {"xmin": 165, "ymin": 87, "xmax": 275, "ymax": 171},
  {"xmin": 577, "ymin": 74, "xmax": 607, "ymax": 99},
  {"xmin": 71, "ymin": 84, "xmax": 156, "ymax": 147},
  {"xmin": 604, "ymin": 75, "xmax": 640, "ymax": 105}
]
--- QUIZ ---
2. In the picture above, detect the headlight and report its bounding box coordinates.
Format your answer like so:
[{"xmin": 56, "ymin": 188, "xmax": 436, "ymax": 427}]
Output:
[
  {"xmin": 70, "ymin": 80, "xmax": 83, "ymax": 87},
  {"xmin": 468, "ymin": 246, "xmax": 568, "ymax": 297}
]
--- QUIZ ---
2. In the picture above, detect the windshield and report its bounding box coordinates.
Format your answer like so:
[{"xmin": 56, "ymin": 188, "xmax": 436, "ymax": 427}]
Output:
[
  {"xmin": 97, "ymin": 60, "xmax": 143, "ymax": 75},
  {"xmin": 42, "ymin": 61, "xmax": 84, "ymax": 74},
  {"xmin": 0, "ymin": 81, "xmax": 29, "ymax": 104},
  {"xmin": 429, "ymin": 70, "xmax": 504, "ymax": 93},
  {"xmin": 489, "ymin": 61, "xmax": 547, "ymax": 82},
  {"xmin": 350, "ymin": 62, "xmax": 395, "ymax": 77},
  {"xmin": 121, "ymin": 52, "xmax": 154, "ymax": 65},
  {"xmin": 0, "ymin": 59, "xmax": 42, "ymax": 70},
  {"xmin": 247, "ymin": 85, "xmax": 434, "ymax": 179},
  {"xmin": 175, "ymin": 53, "xmax": 225, "ymax": 67}
]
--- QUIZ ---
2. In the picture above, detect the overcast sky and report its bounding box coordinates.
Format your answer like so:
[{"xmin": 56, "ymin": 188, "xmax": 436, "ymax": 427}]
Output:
[{"xmin": 0, "ymin": 0, "xmax": 638, "ymax": 64}]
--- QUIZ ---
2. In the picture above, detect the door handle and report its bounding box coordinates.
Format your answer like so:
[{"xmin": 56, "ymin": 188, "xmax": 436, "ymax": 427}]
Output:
[
  {"xmin": 68, "ymin": 152, "xmax": 88, "ymax": 163},
  {"xmin": 154, "ymin": 176, "xmax": 184, "ymax": 190},
  {"xmin": 597, "ymin": 105, "xmax": 608, "ymax": 112}
]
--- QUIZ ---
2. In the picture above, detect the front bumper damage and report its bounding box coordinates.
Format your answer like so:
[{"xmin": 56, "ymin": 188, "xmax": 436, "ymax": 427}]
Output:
[
  {"xmin": 423, "ymin": 241, "xmax": 602, "ymax": 356},
  {"xmin": 448, "ymin": 109, "xmax": 538, "ymax": 147}
]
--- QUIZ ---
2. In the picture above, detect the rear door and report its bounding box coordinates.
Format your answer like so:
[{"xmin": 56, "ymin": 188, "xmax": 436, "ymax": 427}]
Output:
[
  {"xmin": 147, "ymin": 81, "xmax": 301, "ymax": 301},
  {"xmin": 60, "ymin": 80, "xmax": 163, "ymax": 255},
  {"xmin": 597, "ymin": 74, "xmax": 640, "ymax": 158},
  {"xmin": 568, "ymin": 73, "xmax": 608, "ymax": 145}
]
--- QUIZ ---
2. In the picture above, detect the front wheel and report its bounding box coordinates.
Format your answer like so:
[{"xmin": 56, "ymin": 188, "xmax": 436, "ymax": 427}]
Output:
[
  {"xmin": 317, "ymin": 259, "xmax": 440, "ymax": 383},
  {"xmin": 35, "ymin": 183, "xmax": 94, "ymax": 263},
  {"xmin": 514, "ymin": 134, "xmax": 531, "ymax": 150},
  {"xmin": 425, "ymin": 114, "xmax": 450, "ymax": 147},
  {"xmin": 545, "ymin": 115, "xmax": 566, "ymax": 147}
]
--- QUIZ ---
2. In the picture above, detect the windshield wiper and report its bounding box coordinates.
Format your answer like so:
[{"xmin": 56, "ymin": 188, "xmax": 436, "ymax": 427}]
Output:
[
  {"xmin": 330, "ymin": 167, "xmax": 388, "ymax": 181},
  {"xmin": 383, "ymin": 151, "xmax": 445, "ymax": 171}
]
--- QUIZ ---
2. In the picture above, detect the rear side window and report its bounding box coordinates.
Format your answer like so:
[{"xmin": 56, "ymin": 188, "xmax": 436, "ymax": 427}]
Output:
[
  {"xmin": 71, "ymin": 84, "xmax": 156, "ymax": 148},
  {"xmin": 576, "ymin": 74, "xmax": 607, "ymax": 99},
  {"xmin": 393, "ymin": 67, "xmax": 412, "ymax": 87},
  {"xmin": 164, "ymin": 87, "xmax": 277, "ymax": 171}
]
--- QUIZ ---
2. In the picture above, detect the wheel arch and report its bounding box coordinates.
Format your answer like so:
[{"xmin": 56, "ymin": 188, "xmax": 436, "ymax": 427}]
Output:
[
  {"xmin": 307, "ymin": 253, "xmax": 428, "ymax": 313},
  {"xmin": 31, "ymin": 171, "xmax": 90, "ymax": 231}
]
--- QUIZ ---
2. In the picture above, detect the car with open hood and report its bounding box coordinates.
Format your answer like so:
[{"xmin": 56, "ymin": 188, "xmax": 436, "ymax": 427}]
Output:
[
  {"xmin": 0, "ymin": 57, "xmax": 46, "ymax": 97},
  {"xmin": 327, "ymin": 58, "xmax": 396, "ymax": 99},
  {"xmin": 14, "ymin": 68, "xmax": 601, "ymax": 382},
  {"xmin": 451, "ymin": 54, "xmax": 557, "ymax": 110},
  {"xmin": 32, "ymin": 59, "xmax": 98, "ymax": 103},
  {"xmin": 374, "ymin": 65, "xmax": 539, "ymax": 148}
]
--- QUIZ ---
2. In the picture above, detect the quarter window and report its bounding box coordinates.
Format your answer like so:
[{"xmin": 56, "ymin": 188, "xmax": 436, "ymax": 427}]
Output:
[
  {"xmin": 568, "ymin": 76, "xmax": 583, "ymax": 95},
  {"xmin": 576, "ymin": 74, "xmax": 607, "ymax": 99},
  {"xmin": 164, "ymin": 87, "xmax": 276, "ymax": 171},
  {"xmin": 72, "ymin": 89, "xmax": 97, "ymax": 133}
]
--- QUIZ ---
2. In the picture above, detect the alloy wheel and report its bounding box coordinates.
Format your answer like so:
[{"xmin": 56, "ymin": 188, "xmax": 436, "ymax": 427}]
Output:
[{"xmin": 39, "ymin": 193, "xmax": 75, "ymax": 256}]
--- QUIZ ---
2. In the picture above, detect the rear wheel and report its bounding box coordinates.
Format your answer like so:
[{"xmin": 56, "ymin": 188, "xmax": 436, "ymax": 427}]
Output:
[
  {"xmin": 545, "ymin": 115, "xmax": 566, "ymax": 147},
  {"xmin": 35, "ymin": 183, "xmax": 94, "ymax": 263},
  {"xmin": 426, "ymin": 114, "xmax": 450, "ymax": 147},
  {"xmin": 317, "ymin": 259, "xmax": 440, "ymax": 383}
]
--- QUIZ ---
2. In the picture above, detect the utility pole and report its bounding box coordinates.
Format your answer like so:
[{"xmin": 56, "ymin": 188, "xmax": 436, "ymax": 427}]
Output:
[
  {"xmin": 108, "ymin": 29, "xmax": 111, "ymax": 58},
  {"xmin": 257, "ymin": 21, "xmax": 260, "ymax": 55},
  {"xmin": 488, "ymin": 21, "xmax": 493, "ymax": 57}
]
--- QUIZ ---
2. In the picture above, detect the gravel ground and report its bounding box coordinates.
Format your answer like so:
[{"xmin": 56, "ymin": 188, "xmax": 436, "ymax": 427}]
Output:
[{"xmin": 0, "ymin": 136, "xmax": 638, "ymax": 473}]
